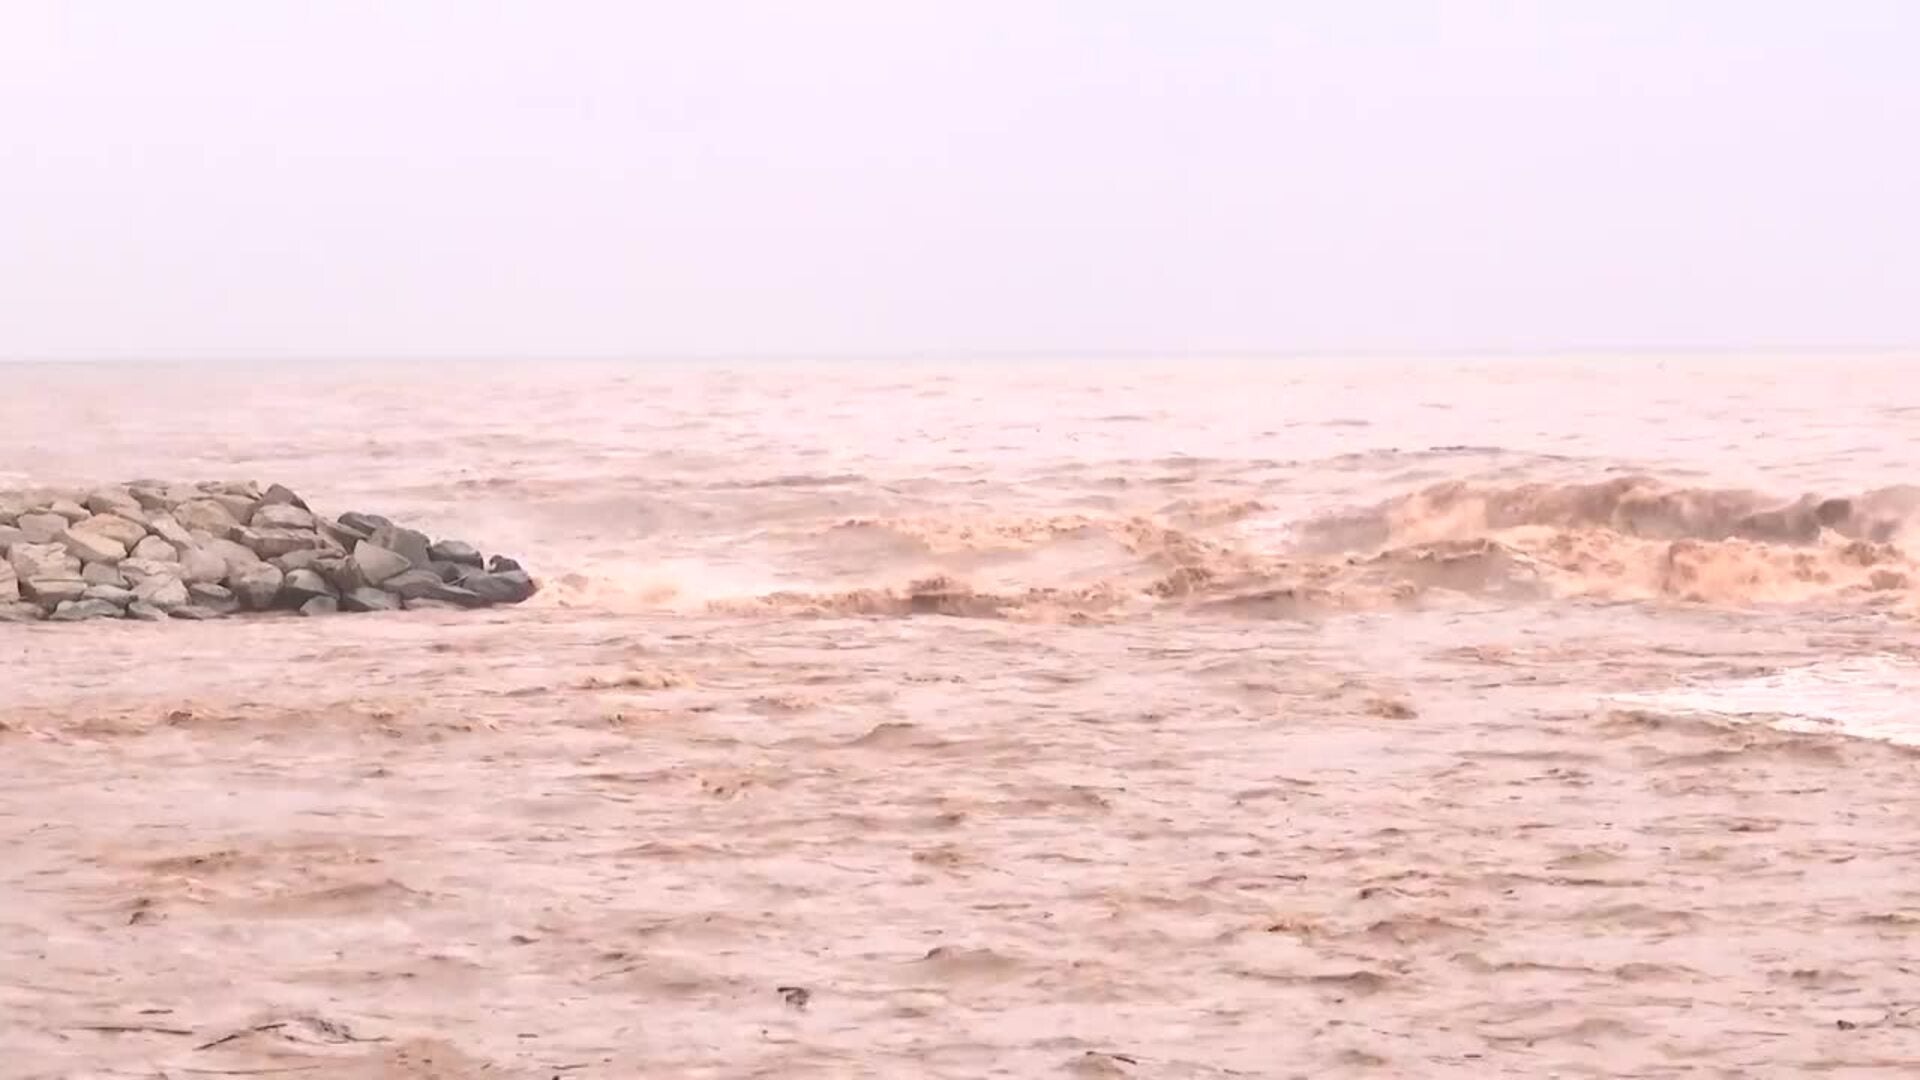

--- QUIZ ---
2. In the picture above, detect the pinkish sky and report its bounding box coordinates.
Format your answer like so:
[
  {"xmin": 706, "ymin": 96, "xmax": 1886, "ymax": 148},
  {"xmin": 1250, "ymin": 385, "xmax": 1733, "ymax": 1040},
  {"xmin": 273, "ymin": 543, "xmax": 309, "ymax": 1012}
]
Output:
[{"xmin": 3, "ymin": 2, "xmax": 1916, "ymax": 360}]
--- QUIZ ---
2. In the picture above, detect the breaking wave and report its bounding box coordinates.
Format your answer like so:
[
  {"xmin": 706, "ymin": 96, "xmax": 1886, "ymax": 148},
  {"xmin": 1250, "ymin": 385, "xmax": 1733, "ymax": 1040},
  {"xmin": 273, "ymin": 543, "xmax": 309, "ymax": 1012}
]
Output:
[{"xmin": 531, "ymin": 476, "xmax": 1920, "ymax": 620}]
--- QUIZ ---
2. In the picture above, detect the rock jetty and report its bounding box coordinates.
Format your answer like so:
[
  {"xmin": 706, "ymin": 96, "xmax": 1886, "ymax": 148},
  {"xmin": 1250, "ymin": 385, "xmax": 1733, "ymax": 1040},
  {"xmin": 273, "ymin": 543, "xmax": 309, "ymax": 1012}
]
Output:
[{"xmin": 0, "ymin": 480, "xmax": 536, "ymax": 623}]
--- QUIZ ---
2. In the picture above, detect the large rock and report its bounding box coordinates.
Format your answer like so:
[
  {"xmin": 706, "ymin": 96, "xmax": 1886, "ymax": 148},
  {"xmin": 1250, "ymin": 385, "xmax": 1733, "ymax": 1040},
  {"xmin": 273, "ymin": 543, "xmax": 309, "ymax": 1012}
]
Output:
[
  {"xmin": 339, "ymin": 587, "xmax": 401, "ymax": 613},
  {"xmin": 48, "ymin": 499, "xmax": 91, "ymax": 523},
  {"xmin": 429, "ymin": 539, "xmax": 484, "ymax": 566},
  {"xmin": 316, "ymin": 556, "xmax": 367, "ymax": 595},
  {"xmin": 461, "ymin": 569, "xmax": 538, "ymax": 605},
  {"xmin": 179, "ymin": 546, "xmax": 228, "ymax": 585},
  {"xmin": 271, "ymin": 549, "xmax": 328, "ymax": 574},
  {"xmin": 11, "ymin": 542, "xmax": 81, "ymax": 581},
  {"xmin": 195, "ymin": 488, "xmax": 259, "ymax": 522},
  {"xmin": 0, "ymin": 601, "xmax": 46, "ymax": 622},
  {"xmin": 50, "ymin": 598, "xmax": 123, "ymax": 622},
  {"xmin": 383, "ymin": 568, "xmax": 484, "ymax": 606},
  {"xmin": 197, "ymin": 479, "xmax": 263, "ymax": 500},
  {"xmin": 235, "ymin": 527, "xmax": 324, "ymax": 560},
  {"xmin": 228, "ymin": 563, "xmax": 285, "ymax": 610},
  {"xmin": 259, "ymin": 483, "xmax": 309, "ymax": 510},
  {"xmin": 282, "ymin": 568, "xmax": 336, "ymax": 605},
  {"xmin": 17, "ymin": 512, "xmax": 68, "ymax": 543},
  {"xmin": 85, "ymin": 489, "xmax": 145, "ymax": 518},
  {"xmin": 488, "ymin": 554, "xmax": 524, "ymax": 574},
  {"xmin": 130, "ymin": 535, "xmax": 180, "ymax": 563},
  {"xmin": 117, "ymin": 557, "xmax": 180, "ymax": 585},
  {"xmin": 59, "ymin": 528, "xmax": 128, "ymax": 566},
  {"xmin": 202, "ymin": 537, "xmax": 262, "ymax": 577},
  {"xmin": 402, "ymin": 597, "xmax": 467, "ymax": 612},
  {"xmin": 369, "ymin": 525, "xmax": 432, "ymax": 569},
  {"xmin": 83, "ymin": 561, "xmax": 129, "ymax": 587},
  {"xmin": 76, "ymin": 513, "xmax": 150, "ymax": 549},
  {"xmin": 82, "ymin": 583, "xmax": 135, "ymax": 607},
  {"xmin": 188, "ymin": 582, "xmax": 241, "ymax": 615},
  {"xmin": 0, "ymin": 559, "xmax": 15, "ymax": 603},
  {"xmin": 147, "ymin": 514, "xmax": 196, "ymax": 549},
  {"xmin": 125, "ymin": 601, "xmax": 168, "ymax": 622},
  {"xmin": 132, "ymin": 574, "xmax": 190, "ymax": 611},
  {"xmin": 352, "ymin": 541, "xmax": 411, "ymax": 585},
  {"xmin": 23, "ymin": 576, "xmax": 87, "ymax": 605},
  {"xmin": 338, "ymin": 512, "xmax": 393, "ymax": 535},
  {"xmin": 0, "ymin": 524, "xmax": 23, "ymax": 554},
  {"xmin": 299, "ymin": 595, "xmax": 339, "ymax": 617},
  {"xmin": 318, "ymin": 517, "xmax": 371, "ymax": 548},
  {"xmin": 251, "ymin": 503, "xmax": 316, "ymax": 530},
  {"xmin": 128, "ymin": 483, "xmax": 184, "ymax": 513},
  {"xmin": 174, "ymin": 499, "xmax": 241, "ymax": 535}
]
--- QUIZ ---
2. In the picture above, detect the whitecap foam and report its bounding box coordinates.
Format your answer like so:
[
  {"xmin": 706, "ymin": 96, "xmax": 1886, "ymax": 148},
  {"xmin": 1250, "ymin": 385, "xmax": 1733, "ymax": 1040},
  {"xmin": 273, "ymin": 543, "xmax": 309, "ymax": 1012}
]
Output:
[{"xmin": 1609, "ymin": 656, "xmax": 1920, "ymax": 747}]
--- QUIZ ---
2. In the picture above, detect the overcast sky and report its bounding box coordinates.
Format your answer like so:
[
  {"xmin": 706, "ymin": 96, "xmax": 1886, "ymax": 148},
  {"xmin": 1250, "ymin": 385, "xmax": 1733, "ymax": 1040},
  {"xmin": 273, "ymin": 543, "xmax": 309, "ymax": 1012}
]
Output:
[{"xmin": 2, "ymin": 2, "xmax": 1915, "ymax": 360}]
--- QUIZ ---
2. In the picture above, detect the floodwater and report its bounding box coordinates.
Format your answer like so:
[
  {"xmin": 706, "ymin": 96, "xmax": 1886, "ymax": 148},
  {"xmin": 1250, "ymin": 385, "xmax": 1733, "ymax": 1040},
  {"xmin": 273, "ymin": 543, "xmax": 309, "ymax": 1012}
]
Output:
[{"xmin": 5, "ymin": 356, "xmax": 1920, "ymax": 1077}]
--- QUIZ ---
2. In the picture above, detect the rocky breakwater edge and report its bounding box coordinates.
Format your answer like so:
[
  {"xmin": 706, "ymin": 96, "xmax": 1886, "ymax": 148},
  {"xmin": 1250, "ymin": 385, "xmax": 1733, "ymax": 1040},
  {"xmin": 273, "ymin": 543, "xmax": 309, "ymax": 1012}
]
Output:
[{"xmin": 0, "ymin": 481, "xmax": 536, "ymax": 623}]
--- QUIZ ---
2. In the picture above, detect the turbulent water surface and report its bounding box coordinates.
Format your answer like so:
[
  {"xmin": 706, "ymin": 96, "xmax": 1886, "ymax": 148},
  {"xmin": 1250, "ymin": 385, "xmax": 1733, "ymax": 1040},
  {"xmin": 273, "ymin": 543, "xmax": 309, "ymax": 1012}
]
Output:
[{"xmin": 5, "ymin": 356, "xmax": 1920, "ymax": 1078}]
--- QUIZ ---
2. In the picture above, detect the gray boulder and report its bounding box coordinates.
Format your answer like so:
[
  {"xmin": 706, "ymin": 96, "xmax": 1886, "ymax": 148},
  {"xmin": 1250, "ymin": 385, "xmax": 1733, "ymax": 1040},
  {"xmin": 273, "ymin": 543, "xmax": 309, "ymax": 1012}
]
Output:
[
  {"xmin": 148, "ymin": 514, "xmax": 196, "ymax": 548},
  {"xmin": 174, "ymin": 499, "xmax": 241, "ymax": 535},
  {"xmin": 228, "ymin": 562, "xmax": 285, "ymax": 610},
  {"xmin": 50, "ymin": 598, "xmax": 123, "ymax": 622},
  {"xmin": 299, "ymin": 595, "xmax": 339, "ymax": 617},
  {"xmin": 383, "ymin": 568, "xmax": 484, "ymax": 606},
  {"xmin": 462, "ymin": 569, "xmax": 537, "ymax": 605},
  {"xmin": 85, "ymin": 489, "xmax": 144, "ymax": 518},
  {"xmin": 260, "ymin": 483, "xmax": 309, "ymax": 510},
  {"xmin": 237, "ymin": 527, "xmax": 324, "ymax": 560},
  {"xmin": 402, "ymin": 597, "xmax": 466, "ymax": 611},
  {"xmin": 179, "ymin": 546, "xmax": 228, "ymax": 585},
  {"xmin": 60, "ymin": 528, "xmax": 128, "ymax": 566},
  {"xmin": 202, "ymin": 537, "xmax": 262, "ymax": 577},
  {"xmin": 0, "ymin": 559, "xmax": 15, "ymax": 603},
  {"xmin": 83, "ymin": 561, "xmax": 129, "ymax": 587},
  {"xmin": 316, "ymin": 556, "xmax": 367, "ymax": 595},
  {"xmin": 188, "ymin": 582, "xmax": 241, "ymax": 615},
  {"xmin": 251, "ymin": 503, "xmax": 316, "ymax": 530},
  {"xmin": 202, "ymin": 492, "xmax": 259, "ymax": 522},
  {"xmin": 128, "ymin": 483, "xmax": 183, "ymax": 512},
  {"xmin": 351, "ymin": 540, "xmax": 411, "ymax": 585},
  {"xmin": 132, "ymin": 574, "xmax": 191, "ymax": 611},
  {"xmin": 82, "ymin": 583, "xmax": 135, "ymax": 607},
  {"xmin": 168, "ymin": 605, "xmax": 224, "ymax": 620},
  {"xmin": 369, "ymin": 525, "xmax": 432, "ymax": 569},
  {"xmin": 17, "ymin": 512, "xmax": 68, "ymax": 543},
  {"xmin": 487, "ymin": 554, "xmax": 524, "ymax": 574},
  {"xmin": 339, "ymin": 586, "xmax": 401, "ymax": 613},
  {"xmin": 117, "ymin": 557, "xmax": 179, "ymax": 585},
  {"xmin": 282, "ymin": 568, "xmax": 335, "ymax": 605},
  {"xmin": 48, "ymin": 499, "xmax": 91, "ymax": 523},
  {"xmin": 429, "ymin": 539, "xmax": 484, "ymax": 565},
  {"xmin": 0, "ymin": 524, "xmax": 22, "ymax": 554},
  {"xmin": 11, "ymin": 542, "xmax": 81, "ymax": 581},
  {"xmin": 0, "ymin": 601, "xmax": 46, "ymax": 622},
  {"xmin": 338, "ymin": 511, "xmax": 393, "ymax": 535},
  {"xmin": 318, "ymin": 516, "xmax": 371, "ymax": 548},
  {"xmin": 130, "ymin": 535, "xmax": 180, "ymax": 563},
  {"xmin": 78, "ymin": 514, "xmax": 149, "ymax": 549},
  {"xmin": 125, "ymin": 602, "xmax": 168, "ymax": 622},
  {"xmin": 24, "ymin": 576, "xmax": 87, "ymax": 605},
  {"xmin": 196, "ymin": 480, "xmax": 263, "ymax": 502},
  {"xmin": 271, "ymin": 549, "xmax": 328, "ymax": 574}
]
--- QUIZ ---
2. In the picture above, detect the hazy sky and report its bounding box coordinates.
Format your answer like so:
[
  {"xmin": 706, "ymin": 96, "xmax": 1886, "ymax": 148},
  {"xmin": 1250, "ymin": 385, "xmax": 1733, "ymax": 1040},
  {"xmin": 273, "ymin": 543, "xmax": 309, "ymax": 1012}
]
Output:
[{"xmin": 3, "ymin": 2, "xmax": 1916, "ymax": 359}]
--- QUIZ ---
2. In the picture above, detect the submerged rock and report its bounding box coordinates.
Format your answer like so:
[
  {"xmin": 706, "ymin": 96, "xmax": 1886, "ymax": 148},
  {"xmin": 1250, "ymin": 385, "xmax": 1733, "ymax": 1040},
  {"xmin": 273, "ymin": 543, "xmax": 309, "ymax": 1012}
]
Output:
[{"xmin": 339, "ymin": 586, "xmax": 401, "ymax": 613}]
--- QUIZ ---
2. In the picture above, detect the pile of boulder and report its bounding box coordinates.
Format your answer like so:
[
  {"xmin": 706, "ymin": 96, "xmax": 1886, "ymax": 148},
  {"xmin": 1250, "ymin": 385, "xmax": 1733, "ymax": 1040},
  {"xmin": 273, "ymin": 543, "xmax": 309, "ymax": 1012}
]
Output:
[{"xmin": 1, "ymin": 480, "xmax": 536, "ymax": 623}]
